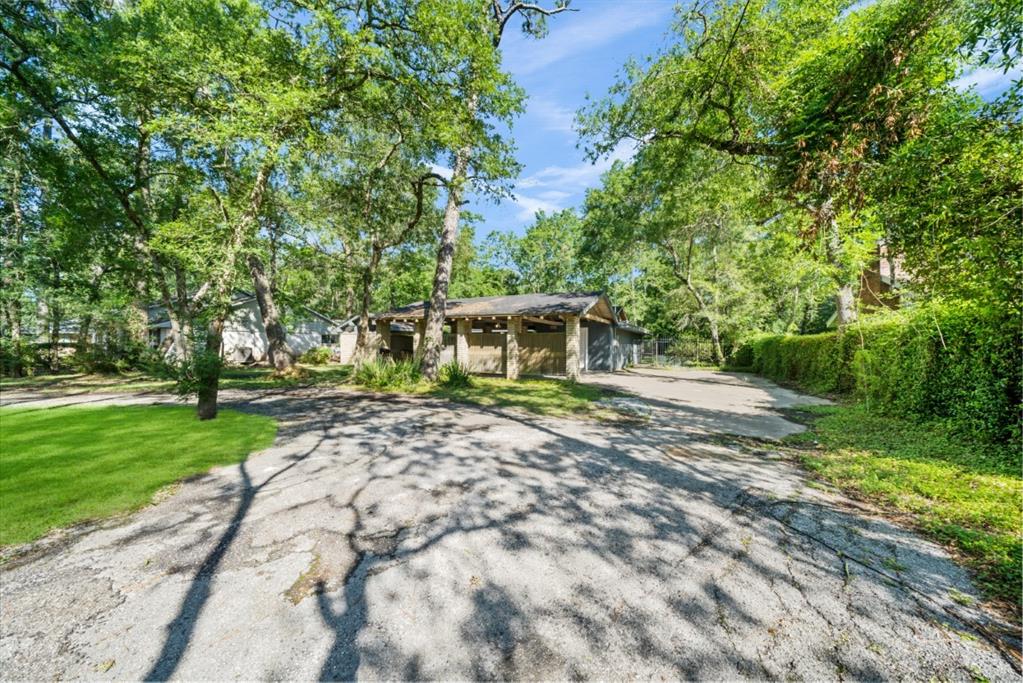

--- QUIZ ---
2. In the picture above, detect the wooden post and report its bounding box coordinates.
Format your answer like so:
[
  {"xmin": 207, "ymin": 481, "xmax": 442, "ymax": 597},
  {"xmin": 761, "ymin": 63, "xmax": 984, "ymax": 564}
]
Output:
[
  {"xmin": 564, "ymin": 314, "xmax": 580, "ymax": 380},
  {"xmin": 456, "ymin": 318, "xmax": 470, "ymax": 366},
  {"xmin": 506, "ymin": 316, "xmax": 520, "ymax": 380}
]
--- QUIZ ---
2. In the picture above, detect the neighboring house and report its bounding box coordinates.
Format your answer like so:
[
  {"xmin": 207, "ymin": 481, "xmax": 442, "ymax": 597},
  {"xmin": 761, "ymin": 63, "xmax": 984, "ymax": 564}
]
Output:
[
  {"xmin": 374, "ymin": 292, "xmax": 647, "ymax": 379},
  {"xmin": 148, "ymin": 291, "xmax": 347, "ymax": 364},
  {"xmin": 859, "ymin": 241, "xmax": 907, "ymax": 310}
]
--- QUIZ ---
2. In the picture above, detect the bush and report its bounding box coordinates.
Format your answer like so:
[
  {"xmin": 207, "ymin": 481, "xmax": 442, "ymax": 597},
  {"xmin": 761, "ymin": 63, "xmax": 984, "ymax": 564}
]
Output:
[
  {"xmin": 733, "ymin": 302, "xmax": 1021, "ymax": 444},
  {"xmin": 172, "ymin": 349, "xmax": 224, "ymax": 399},
  {"xmin": 0, "ymin": 339, "xmax": 41, "ymax": 377},
  {"xmin": 299, "ymin": 347, "xmax": 332, "ymax": 365},
  {"xmin": 68, "ymin": 341, "xmax": 155, "ymax": 375},
  {"xmin": 353, "ymin": 358, "xmax": 421, "ymax": 391},
  {"xmin": 437, "ymin": 361, "xmax": 473, "ymax": 388}
]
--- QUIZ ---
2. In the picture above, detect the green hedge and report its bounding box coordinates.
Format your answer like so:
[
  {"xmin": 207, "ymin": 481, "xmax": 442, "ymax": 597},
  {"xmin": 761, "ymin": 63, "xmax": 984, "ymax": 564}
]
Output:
[{"xmin": 734, "ymin": 303, "xmax": 1021, "ymax": 444}]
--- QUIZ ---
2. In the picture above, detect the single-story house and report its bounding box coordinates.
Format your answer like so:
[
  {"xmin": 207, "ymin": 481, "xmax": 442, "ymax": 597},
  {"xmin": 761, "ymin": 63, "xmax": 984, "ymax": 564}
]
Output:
[
  {"xmin": 149, "ymin": 291, "xmax": 349, "ymax": 364},
  {"xmin": 374, "ymin": 292, "xmax": 646, "ymax": 379}
]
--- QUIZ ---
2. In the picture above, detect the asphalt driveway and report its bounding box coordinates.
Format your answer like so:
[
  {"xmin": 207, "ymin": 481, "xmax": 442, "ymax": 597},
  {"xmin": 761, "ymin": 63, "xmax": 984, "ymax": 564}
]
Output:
[{"xmin": 0, "ymin": 368, "xmax": 1018, "ymax": 680}]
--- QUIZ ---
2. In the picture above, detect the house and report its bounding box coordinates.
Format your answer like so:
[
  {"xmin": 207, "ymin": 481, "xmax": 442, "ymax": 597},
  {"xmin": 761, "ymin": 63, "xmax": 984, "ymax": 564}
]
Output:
[
  {"xmin": 859, "ymin": 241, "xmax": 907, "ymax": 310},
  {"xmin": 374, "ymin": 292, "xmax": 646, "ymax": 379},
  {"xmin": 148, "ymin": 291, "xmax": 349, "ymax": 363}
]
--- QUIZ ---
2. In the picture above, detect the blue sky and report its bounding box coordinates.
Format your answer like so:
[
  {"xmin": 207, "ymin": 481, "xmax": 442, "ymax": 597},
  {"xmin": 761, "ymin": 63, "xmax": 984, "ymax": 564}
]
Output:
[
  {"xmin": 462, "ymin": 0, "xmax": 1020, "ymax": 240},
  {"xmin": 466, "ymin": 1, "xmax": 677, "ymax": 238}
]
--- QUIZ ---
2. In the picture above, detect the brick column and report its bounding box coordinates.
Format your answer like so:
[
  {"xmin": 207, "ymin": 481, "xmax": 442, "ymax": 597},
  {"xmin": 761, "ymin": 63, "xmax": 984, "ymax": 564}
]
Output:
[
  {"xmin": 456, "ymin": 319, "xmax": 470, "ymax": 366},
  {"xmin": 505, "ymin": 316, "xmax": 521, "ymax": 380},
  {"xmin": 564, "ymin": 314, "xmax": 580, "ymax": 380}
]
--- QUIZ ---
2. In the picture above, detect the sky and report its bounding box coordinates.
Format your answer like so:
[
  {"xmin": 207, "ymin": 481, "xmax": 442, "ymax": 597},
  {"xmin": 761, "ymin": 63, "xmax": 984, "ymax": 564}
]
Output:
[
  {"xmin": 465, "ymin": 0, "xmax": 677, "ymax": 238},
  {"xmin": 460, "ymin": 0, "xmax": 1020, "ymax": 241}
]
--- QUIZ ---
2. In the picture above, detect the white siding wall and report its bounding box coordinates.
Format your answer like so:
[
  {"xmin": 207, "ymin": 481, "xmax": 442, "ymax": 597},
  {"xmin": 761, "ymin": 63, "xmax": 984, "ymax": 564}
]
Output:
[
  {"xmin": 222, "ymin": 299, "xmax": 270, "ymax": 362},
  {"xmin": 287, "ymin": 318, "xmax": 331, "ymax": 354}
]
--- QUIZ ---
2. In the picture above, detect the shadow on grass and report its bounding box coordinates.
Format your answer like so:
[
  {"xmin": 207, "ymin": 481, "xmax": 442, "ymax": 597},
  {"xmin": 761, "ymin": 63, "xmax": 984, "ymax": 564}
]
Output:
[{"xmin": 429, "ymin": 377, "xmax": 627, "ymax": 418}]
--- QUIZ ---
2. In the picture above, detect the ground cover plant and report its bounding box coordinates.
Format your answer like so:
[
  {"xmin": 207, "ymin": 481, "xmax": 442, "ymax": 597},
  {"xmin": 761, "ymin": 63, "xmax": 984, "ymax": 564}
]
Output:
[
  {"xmin": 0, "ymin": 405, "xmax": 277, "ymax": 546},
  {"xmin": 784, "ymin": 404, "xmax": 1022, "ymax": 612}
]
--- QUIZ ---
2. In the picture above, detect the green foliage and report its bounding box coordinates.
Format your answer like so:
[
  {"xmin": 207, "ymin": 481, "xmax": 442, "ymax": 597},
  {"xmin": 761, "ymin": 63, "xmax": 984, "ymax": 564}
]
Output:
[
  {"xmin": 299, "ymin": 347, "xmax": 332, "ymax": 366},
  {"xmin": 171, "ymin": 349, "xmax": 223, "ymax": 400},
  {"xmin": 0, "ymin": 405, "xmax": 276, "ymax": 546},
  {"xmin": 437, "ymin": 361, "xmax": 473, "ymax": 388},
  {"xmin": 786, "ymin": 404, "xmax": 1021, "ymax": 608},
  {"xmin": 738, "ymin": 303, "xmax": 1021, "ymax": 443},
  {"xmin": 353, "ymin": 357, "xmax": 422, "ymax": 391},
  {"xmin": 0, "ymin": 339, "xmax": 41, "ymax": 377}
]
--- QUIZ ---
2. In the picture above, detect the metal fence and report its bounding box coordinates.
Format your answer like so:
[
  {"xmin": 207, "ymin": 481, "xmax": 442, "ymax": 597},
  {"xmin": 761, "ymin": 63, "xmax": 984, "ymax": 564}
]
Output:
[{"xmin": 641, "ymin": 337, "xmax": 717, "ymax": 366}]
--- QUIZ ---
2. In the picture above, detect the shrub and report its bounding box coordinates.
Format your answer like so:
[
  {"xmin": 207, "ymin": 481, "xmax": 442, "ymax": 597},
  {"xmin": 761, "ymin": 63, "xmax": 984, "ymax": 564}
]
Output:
[
  {"xmin": 172, "ymin": 349, "xmax": 224, "ymax": 399},
  {"xmin": 299, "ymin": 346, "xmax": 332, "ymax": 365},
  {"xmin": 437, "ymin": 361, "xmax": 473, "ymax": 388},
  {"xmin": 69, "ymin": 341, "xmax": 154, "ymax": 375},
  {"xmin": 0, "ymin": 339, "xmax": 41, "ymax": 377},
  {"xmin": 734, "ymin": 302, "xmax": 1021, "ymax": 444},
  {"xmin": 353, "ymin": 358, "xmax": 421, "ymax": 391}
]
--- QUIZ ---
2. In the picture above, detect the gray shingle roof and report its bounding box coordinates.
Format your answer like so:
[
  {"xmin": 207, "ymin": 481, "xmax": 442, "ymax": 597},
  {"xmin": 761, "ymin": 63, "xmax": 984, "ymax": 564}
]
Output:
[{"xmin": 377, "ymin": 292, "xmax": 606, "ymax": 319}]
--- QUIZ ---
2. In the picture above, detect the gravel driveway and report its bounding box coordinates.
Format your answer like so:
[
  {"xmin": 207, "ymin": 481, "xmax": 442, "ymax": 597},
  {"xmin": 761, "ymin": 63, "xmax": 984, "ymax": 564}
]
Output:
[{"xmin": 1, "ymin": 368, "xmax": 1018, "ymax": 680}]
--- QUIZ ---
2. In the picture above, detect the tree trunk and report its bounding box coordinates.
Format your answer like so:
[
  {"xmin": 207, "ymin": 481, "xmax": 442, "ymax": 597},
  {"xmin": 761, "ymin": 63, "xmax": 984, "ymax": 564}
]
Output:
[
  {"xmin": 669, "ymin": 237, "xmax": 726, "ymax": 366},
  {"xmin": 353, "ymin": 245, "xmax": 383, "ymax": 365},
  {"xmin": 195, "ymin": 147, "xmax": 276, "ymax": 419},
  {"xmin": 77, "ymin": 314, "xmax": 93, "ymax": 356},
  {"xmin": 196, "ymin": 320, "xmax": 224, "ymax": 421},
  {"xmin": 834, "ymin": 283, "xmax": 857, "ymax": 327},
  {"xmin": 49, "ymin": 299, "xmax": 60, "ymax": 371},
  {"xmin": 246, "ymin": 253, "xmax": 294, "ymax": 373},
  {"xmin": 822, "ymin": 198, "xmax": 858, "ymax": 326},
  {"xmin": 420, "ymin": 143, "xmax": 472, "ymax": 379}
]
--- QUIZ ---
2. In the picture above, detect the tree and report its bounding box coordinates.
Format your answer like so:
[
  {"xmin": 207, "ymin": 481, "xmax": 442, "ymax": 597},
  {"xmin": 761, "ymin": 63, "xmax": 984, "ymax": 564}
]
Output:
[
  {"xmin": 580, "ymin": 0, "xmax": 1003, "ymax": 327},
  {"xmin": 419, "ymin": 0, "xmax": 572, "ymax": 380}
]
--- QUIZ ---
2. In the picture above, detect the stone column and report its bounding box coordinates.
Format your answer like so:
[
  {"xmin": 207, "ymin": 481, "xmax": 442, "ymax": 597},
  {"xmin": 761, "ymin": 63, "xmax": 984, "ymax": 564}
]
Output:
[
  {"xmin": 377, "ymin": 319, "xmax": 391, "ymax": 357},
  {"xmin": 564, "ymin": 315, "xmax": 580, "ymax": 380},
  {"xmin": 456, "ymin": 319, "xmax": 470, "ymax": 366},
  {"xmin": 413, "ymin": 318, "xmax": 426, "ymax": 359},
  {"xmin": 505, "ymin": 316, "xmax": 521, "ymax": 380}
]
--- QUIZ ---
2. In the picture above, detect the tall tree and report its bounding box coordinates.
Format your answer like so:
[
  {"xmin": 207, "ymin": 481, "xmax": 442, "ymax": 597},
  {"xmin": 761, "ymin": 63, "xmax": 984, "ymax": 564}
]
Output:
[{"xmin": 419, "ymin": 0, "xmax": 572, "ymax": 379}]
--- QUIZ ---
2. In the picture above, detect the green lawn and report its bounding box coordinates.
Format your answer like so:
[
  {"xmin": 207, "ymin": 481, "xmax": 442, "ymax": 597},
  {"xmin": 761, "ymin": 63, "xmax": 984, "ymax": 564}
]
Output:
[
  {"xmin": 0, "ymin": 365, "xmax": 352, "ymax": 395},
  {"xmin": 0, "ymin": 405, "xmax": 277, "ymax": 546},
  {"xmin": 428, "ymin": 376, "xmax": 626, "ymax": 419},
  {"xmin": 784, "ymin": 404, "xmax": 1022, "ymax": 610}
]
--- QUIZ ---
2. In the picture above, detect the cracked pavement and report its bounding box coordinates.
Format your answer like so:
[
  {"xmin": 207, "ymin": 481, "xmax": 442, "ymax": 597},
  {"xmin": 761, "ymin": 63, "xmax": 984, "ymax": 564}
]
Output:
[{"xmin": 0, "ymin": 368, "xmax": 1019, "ymax": 680}]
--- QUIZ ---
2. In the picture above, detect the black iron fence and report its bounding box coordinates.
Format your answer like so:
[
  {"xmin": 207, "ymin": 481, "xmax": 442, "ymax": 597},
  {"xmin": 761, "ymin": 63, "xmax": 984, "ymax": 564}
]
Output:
[{"xmin": 641, "ymin": 336, "xmax": 717, "ymax": 366}]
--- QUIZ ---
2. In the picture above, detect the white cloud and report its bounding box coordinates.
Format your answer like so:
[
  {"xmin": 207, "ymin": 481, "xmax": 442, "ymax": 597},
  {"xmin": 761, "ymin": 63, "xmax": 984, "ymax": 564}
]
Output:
[
  {"xmin": 527, "ymin": 96, "xmax": 577, "ymax": 133},
  {"xmin": 510, "ymin": 193, "xmax": 564, "ymax": 220},
  {"xmin": 510, "ymin": 141, "xmax": 636, "ymax": 220},
  {"xmin": 952, "ymin": 66, "xmax": 1021, "ymax": 99},
  {"xmin": 429, "ymin": 163, "xmax": 452, "ymax": 181},
  {"xmin": 516, "ymin": 140, "xmax": 635, "ymax": 190},
  {"xmin": 502, "ymin": 2, "xmax": 672, "ymax": 77}
]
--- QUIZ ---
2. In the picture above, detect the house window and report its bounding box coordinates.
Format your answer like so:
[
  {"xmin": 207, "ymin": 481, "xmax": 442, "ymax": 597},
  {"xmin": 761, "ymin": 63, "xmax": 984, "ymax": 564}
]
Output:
[{"xmin": 321, "ymin": 333, "xmax": 339, "ymax": 345}]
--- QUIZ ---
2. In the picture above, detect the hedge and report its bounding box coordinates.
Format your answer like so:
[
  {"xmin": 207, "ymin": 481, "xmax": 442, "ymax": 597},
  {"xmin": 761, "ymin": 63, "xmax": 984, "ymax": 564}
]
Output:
[{"xmin": 733, "ymin": 303, "xmax": 1022, "ymax": 444}]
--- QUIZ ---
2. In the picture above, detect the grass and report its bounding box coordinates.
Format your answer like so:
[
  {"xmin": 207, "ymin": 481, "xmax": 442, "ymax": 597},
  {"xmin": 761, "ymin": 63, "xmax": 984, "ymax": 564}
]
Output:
[
  {"xmin": 0, "ymin": 365, "xmax": 352, "ymax": 394},
  {"xmin": 0, "ymin": 405, "xmax": 277, "ymax": 546},
  {"xmin": 1, "ymin": 364, "xmax": 624, "ymax": 420},
  {"xmin": 428, "ymin": 376, "xmax": 626, "ymax": 419},
  {"xmin": 783, "ymin": 404, "xmax": 1021, "ymax": 611}
]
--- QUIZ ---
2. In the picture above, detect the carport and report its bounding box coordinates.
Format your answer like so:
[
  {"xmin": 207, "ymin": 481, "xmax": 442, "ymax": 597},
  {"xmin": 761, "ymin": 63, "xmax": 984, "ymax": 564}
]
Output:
[{"xmin": 375, "ymin": 292, "xmax": 646, "ymax": 379}]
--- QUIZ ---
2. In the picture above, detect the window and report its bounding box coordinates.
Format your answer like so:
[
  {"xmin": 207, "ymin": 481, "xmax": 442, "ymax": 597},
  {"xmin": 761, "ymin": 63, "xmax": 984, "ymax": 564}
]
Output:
[{"xmin": 321, "ymin": 333, "xmax": 339, "ymax": 345}]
